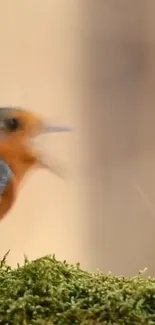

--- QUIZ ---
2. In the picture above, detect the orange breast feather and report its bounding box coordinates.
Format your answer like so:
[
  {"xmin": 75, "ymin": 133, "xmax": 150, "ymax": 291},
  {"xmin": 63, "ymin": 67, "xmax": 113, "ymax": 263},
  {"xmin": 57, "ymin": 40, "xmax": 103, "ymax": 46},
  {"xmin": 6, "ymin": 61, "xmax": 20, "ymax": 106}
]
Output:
[{"xmin": 0, "ymin": 134, "xmax": 36, "ymax": 220}]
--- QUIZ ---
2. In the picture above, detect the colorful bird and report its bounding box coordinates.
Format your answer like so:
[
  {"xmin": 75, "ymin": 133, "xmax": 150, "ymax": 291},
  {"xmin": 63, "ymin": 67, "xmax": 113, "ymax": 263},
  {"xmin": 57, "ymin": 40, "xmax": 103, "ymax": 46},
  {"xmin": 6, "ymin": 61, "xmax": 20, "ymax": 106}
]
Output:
[{"xmin": 0, "ymin": 107, "xmax": 72, "ymax": 220}]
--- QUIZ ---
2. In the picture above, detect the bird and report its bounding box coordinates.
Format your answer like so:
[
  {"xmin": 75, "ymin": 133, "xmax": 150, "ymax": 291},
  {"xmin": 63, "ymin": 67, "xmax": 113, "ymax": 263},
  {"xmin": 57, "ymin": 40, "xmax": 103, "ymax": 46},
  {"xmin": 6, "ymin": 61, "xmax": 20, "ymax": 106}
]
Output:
[{"xmin": 0, "ymin": 106, "xmax": 72, "ymax": 220}]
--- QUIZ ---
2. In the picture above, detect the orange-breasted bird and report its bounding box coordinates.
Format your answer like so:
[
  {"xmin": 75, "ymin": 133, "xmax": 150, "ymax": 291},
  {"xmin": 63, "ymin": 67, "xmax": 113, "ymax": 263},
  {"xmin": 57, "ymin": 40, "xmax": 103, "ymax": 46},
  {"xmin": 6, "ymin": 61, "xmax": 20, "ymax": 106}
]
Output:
[{"xmin": 0, "ymin": 107, "xmax": 72, "ymax": 220}]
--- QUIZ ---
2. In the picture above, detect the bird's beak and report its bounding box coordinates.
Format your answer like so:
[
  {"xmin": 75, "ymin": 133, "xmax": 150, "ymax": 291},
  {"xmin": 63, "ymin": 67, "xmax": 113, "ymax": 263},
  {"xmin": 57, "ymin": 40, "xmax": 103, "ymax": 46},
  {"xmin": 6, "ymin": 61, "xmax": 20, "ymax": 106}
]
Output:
[
  {"xmin": 34, "ymin": 124, "xmax": 73, "ymax": 178},
  {"xmin": 39, "ymin": 124, "xmax": 73, "ymax": 135}
]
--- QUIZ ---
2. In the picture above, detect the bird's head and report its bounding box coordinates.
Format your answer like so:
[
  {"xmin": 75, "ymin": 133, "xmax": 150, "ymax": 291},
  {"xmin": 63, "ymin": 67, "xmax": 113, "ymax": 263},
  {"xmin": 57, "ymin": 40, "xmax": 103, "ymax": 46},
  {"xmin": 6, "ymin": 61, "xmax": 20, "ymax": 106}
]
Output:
[
  {"xmin": 0, "ymin": 107, "xmax": 72, "ymax": 177},
  {"xmin": 0, "ymin": 106, "xmax": 72, "ymax": 137}
]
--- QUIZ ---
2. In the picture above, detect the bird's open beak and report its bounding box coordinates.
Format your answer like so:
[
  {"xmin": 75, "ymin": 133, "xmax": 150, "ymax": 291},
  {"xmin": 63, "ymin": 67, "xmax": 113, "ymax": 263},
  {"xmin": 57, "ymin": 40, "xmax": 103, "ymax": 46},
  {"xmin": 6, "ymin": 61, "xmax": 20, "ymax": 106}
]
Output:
[{"xmin": 34, "ymin": 124, "xmax": 73, "ymax": 178}]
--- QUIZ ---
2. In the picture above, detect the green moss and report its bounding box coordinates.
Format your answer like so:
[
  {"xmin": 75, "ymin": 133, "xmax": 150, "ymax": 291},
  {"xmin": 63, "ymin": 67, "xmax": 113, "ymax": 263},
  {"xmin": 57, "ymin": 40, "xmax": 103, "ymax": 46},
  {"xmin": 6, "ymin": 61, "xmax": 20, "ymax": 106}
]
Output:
[{"xmin": 0, "ymin": 254, "xmax": 155, "ymax": 324}]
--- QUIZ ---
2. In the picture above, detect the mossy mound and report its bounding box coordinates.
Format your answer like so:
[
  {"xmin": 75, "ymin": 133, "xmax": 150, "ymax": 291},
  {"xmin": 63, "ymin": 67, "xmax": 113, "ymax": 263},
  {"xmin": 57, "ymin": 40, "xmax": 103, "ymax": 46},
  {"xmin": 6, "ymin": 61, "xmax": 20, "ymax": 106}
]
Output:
[{"xmin": 0, "ymin": 254, "xmax": 155, "ymax": 324}]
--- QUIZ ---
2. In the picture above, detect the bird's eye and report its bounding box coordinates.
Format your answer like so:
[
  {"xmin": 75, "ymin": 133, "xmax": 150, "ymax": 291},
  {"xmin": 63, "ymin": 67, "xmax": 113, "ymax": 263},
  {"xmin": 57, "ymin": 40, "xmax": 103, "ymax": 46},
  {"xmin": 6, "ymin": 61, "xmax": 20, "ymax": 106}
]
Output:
[{"xmin": 4, "ymin": 117, "xmax": 20, "ymax": 131}]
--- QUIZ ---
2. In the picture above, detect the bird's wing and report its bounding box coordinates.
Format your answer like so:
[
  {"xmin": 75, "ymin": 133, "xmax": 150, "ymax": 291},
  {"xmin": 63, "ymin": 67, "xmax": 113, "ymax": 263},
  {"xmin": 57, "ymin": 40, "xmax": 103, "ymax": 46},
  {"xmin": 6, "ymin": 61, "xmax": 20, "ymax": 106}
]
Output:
[{"xmin": 0, "ymin": 159, "xmax": 13, "ymax": 196}]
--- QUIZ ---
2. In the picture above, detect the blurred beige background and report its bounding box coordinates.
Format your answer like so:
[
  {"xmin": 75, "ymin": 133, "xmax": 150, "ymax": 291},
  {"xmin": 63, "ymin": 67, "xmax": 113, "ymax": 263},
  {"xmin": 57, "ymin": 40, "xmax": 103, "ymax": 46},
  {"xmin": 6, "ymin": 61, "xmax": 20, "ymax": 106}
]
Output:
[{"xmin": 0, "ymin": 0, "xmax": 155, "ymax": 276}]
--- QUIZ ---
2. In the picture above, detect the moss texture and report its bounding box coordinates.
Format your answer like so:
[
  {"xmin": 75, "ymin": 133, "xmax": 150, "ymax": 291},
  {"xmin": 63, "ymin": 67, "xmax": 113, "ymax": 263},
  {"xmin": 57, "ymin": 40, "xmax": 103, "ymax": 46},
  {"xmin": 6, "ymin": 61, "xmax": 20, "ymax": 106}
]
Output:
[{"xmin": 0, "ymin": 253, "xmax": 155, "ymax": 324}]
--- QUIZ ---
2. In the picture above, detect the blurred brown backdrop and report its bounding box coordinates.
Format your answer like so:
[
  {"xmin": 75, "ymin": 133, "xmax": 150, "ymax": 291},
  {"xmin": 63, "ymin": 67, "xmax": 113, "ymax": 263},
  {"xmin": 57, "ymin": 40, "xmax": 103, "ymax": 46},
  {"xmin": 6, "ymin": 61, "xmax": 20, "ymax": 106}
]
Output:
[{"xmin": 0, "ymin": 0, "xmax": 155, "ymax": 276}]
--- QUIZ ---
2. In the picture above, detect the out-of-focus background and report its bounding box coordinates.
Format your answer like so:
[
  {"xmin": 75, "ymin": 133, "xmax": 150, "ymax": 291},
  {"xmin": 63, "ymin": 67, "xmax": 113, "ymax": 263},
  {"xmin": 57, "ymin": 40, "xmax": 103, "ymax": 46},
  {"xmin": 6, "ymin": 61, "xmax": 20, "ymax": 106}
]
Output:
[{"xmin": 0, "ymin": 0, "xmax": 155, "ymax": 276}]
